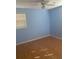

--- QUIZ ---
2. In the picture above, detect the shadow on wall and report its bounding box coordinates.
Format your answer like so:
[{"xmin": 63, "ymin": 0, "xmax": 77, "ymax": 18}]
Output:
[{"xmin": 49, "ymin": 6, "xmax": 62, "ymax": 38}]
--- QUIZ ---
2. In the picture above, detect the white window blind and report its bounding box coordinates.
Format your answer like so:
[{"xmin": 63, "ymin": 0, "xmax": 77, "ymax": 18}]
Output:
[{"xmin": 16, "ymin": 14, "xmax": 26, "ymax": 29}]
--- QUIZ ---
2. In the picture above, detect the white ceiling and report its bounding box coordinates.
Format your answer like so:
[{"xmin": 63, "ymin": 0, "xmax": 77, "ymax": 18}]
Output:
[{"xmin": 16, "ymin": 0, "xmax": 62, "ymax": 9}]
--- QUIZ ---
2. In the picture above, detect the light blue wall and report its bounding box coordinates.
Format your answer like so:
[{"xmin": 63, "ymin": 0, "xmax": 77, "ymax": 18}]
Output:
[
  {"xmin": 16, "ymin": 6, "xmax": 62, "ymax": 43},
  {"xmin": 16, "ymin": 8, "xmax": 50, "ymax": 43},
  {"xmin": 49, "ymin": 6, "xmax": 62, "ymax": 37}
]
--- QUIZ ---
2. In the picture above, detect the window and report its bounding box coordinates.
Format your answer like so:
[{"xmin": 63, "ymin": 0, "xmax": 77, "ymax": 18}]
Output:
[{"xmin": 16, "ymin": 14, "xmax": 26, "ymax": 29}]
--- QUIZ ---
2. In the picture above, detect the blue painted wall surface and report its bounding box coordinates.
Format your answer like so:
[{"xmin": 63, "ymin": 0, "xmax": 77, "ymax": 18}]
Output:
[
  {"xmin": 16, "ymin": 8, "xmax": 50, "ymax": 43},
  {"xmin": 49, "ymin": 6, "xmax": 62, "ymax": 37}
]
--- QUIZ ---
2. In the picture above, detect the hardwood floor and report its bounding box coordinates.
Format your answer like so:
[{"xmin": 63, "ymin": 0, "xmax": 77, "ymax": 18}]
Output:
[{"xmin": 16, "ymin": 36, "xmax": 62, "ymax": 59}]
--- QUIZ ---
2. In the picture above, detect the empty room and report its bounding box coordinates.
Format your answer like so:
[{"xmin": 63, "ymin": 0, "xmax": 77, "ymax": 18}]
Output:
[{"xmin": 16, "ymin": 0, "xmax": 62, "ymax": 59}]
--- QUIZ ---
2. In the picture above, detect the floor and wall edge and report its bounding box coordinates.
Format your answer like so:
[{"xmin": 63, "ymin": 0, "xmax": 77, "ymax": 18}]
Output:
[{"xmin": 16, "ymin": 34, "xmax": 51, "ymax": 45}]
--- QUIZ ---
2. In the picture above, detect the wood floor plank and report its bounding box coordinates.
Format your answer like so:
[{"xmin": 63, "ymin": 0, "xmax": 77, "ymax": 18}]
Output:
[{"xmin": 16, "ymin": 36, "xmax": 62, "ymax": 59}]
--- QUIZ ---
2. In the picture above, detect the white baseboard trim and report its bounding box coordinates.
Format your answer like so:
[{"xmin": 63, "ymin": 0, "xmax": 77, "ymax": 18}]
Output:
[
  {"xmin": 53, "ymin": 36, "xmax": 62, "ymax": 39},
  {"xmin": 16, "ymin": 34, "xmax": 51, "ymax": 45}
]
